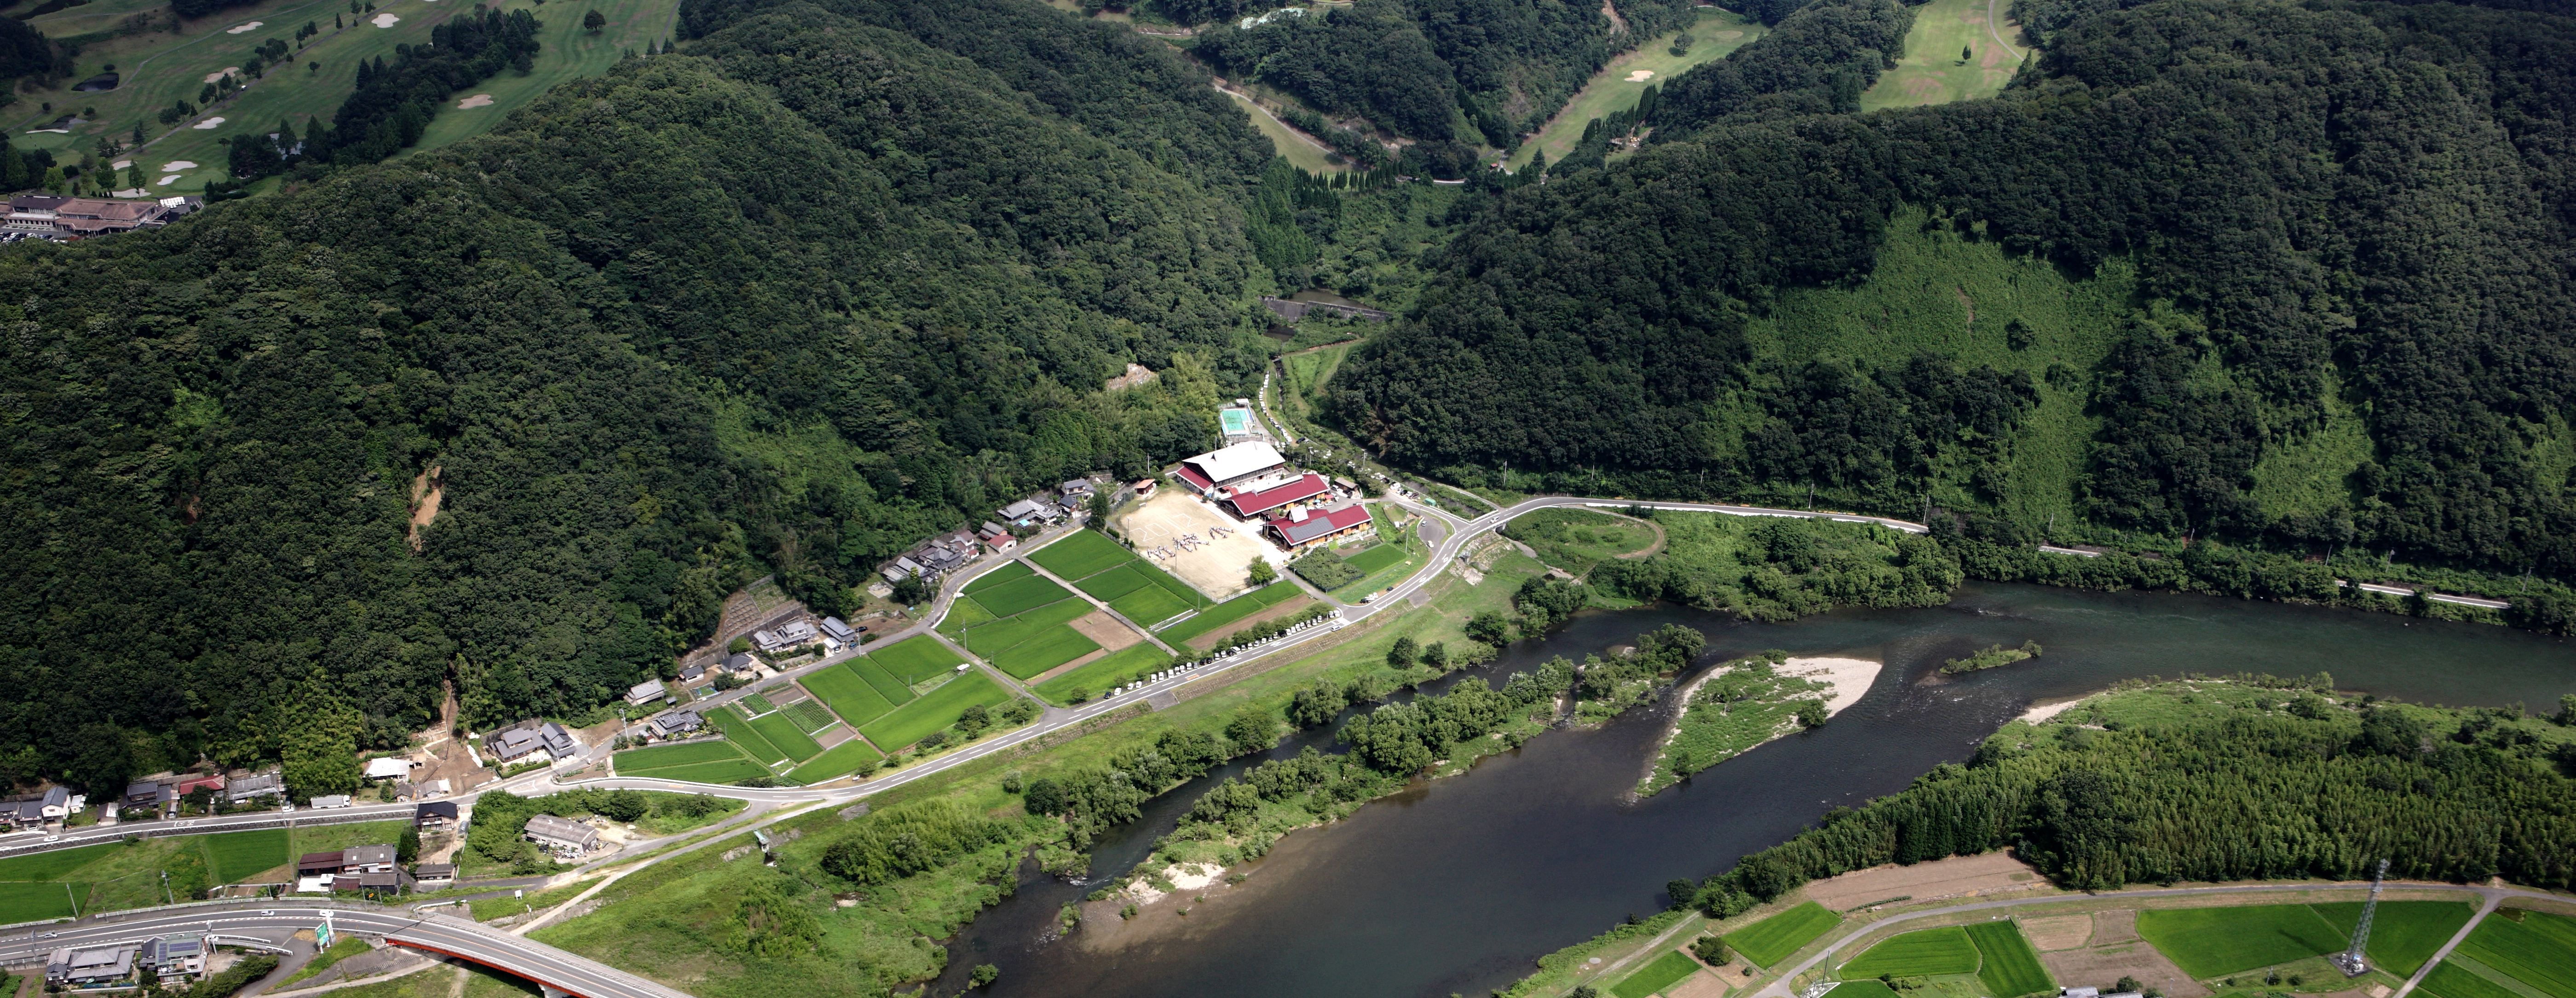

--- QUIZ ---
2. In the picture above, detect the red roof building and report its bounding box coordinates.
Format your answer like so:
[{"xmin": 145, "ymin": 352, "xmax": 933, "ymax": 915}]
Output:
[
  {"xmin": 1225, "ymin": 473, "xmax": 1330, "ymax": 518},
  {"xmin": 1265, "ymin": 503, "xmax": 1374, "ymax": 550}
]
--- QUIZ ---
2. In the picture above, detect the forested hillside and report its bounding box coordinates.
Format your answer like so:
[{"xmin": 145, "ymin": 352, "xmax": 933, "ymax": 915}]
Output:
[
  {"xmin": 0, "ymin": 0, "xmax": 1278, "ymax": 794},
  {"xmin": 1331, "ymin": 0, "xmax": 2576, "ymax": 582}
]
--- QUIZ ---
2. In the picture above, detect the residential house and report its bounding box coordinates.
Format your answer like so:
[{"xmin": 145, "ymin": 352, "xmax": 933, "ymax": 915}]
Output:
[
  {"xmin": 413, "ymin": 863, "xmax": 456, "ymax": 888},
  {"xmin": 999, "ymin": 498, "xmax": 1046, "ymax": 524},
  {"xmin": 1060, "ymin": 479, "xmax": 1096, "ymax": 497},
  {"xmin": 651, "ymin": 709, "xmax": 703, "ymax": 738},
  {"xmin": 340, "ymin": 845, "xmax": 397, "ymax": 874},
  {"xmin": 977, "ymin": 521, "xmax": 1016, "ymax": 551},
  {"xmin": 819, "ymin": 616, "xmax": 859, "ymax": 644},
  {"xmin": 678, "ymin": 662, "xmax": 707, "ymax": 684},
  {"xmin": 333, "ymin": 871, "xmax": 400, "ymax": 894},
  {"xmin": 40, "ymin": 786, "xmax": 70, "ymax": 821},
  {"xmin": 122, "ymin": 780, "xmax": 170, "ymax": 810},
  {"xmin": 295, "ymin": 852, "xmax": 345, "ymax": 877},
  {"xmin": 139, "ymin": 934, "xmax": 205, "ymax": 978},
  {"xmin": 414, "ymin": 801, "xmax": 460, "ymax": 831},
  {"xmin": 173, "ymin": 773, "xmax": 225, "ymax": 797},
  {"xmin": 752, "ymin": 619, "xmax": 820, "ymax": 653},
  {"xmin": 227, "ymin": 771, "xmax": 282, "ymax": 803},
  {"xmin": 625, "ymin": 680, "xmax": 669, "ymax": 707},
  {"xmin": 524, "ymin": 813, "xmax": 602, "ymax": 855},
  {"xmin": 916, "ymin": 540, "xmax": 968, "ymax": 576},
  {"xmin": 1174, "ymin": 440, "xmax": 1287, "ymax": 496},
  {"xmin": 363, "ymin": 757, "xmax": 414, "ymax": 780},
  {"xmin": 539, "ymin": 722, "xmax": 578, "ymax": 759},
  {"xmin": 309, "ymin": 795, "xmax": 353, "ymax": 809},
  {"xmin": 46, "ymin": 946, "xmax": 136, "ymax": 986},
  {"xmin": 881, "ymin": 555, "xmax": 927, "ymax": 585},
  {"xmin": 722, "ymin": 652, "xmax": 756, "ymax": 674},
  {"xmin": 1264, "ymin": 502, "xmax": 1374, "ymax": 551},
  {"xmin": 487, "ymin": 726, "xmax": 551, "ymax": 765},
  {"xmin": 1, "ymin": 797, "xmax": 42, "ymax": 829}
]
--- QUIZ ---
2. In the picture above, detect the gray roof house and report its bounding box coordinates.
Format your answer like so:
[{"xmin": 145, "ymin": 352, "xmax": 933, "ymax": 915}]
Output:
[
  {"xmin": 1000, "ymin": 498, "xmax": 1045, "ymax": 521},
  {"xmin": 489, "ymin": 726, "xmax": 549, "ymax": 763},
  {"xmin": 679, "ymin": 662, "xmax": 706, "ymax": 682},
  {"xmin": 652, "ymin": 709, "xmax": 703, "ymax": 738},
  {"xmin": 626, "ymin": 680, "xmax": 669, "ymax": 706},
  {"xmin": 722, "ymin": 652, "xmax": 756, "ymax": 672},
  {"xmin": 226, "ymin": 771, "xmax": 282, "ymax": 803},
  {"xmin": 140, "ymin": 934, "xmax": 204, "ymax": 976},
  {"xmin": 819, "ymin": 617, "xmax": 859, "ymax": 643},
  {"xmin": 1060, "ymin": 479, "xmax": 1095, "ymax": 496},
  {"xmin": 414, "ymin": 863, "xmax": 456, "ymax": 886},
  {"xmin": 524, "ymin": 813, "xmax": 602, "ymax": 854},
  {"xmin": 48, "ymin": 946, "xmax": 136, "ymax": 985},
  {"xmin": 341, "ymin": 844, "xmax": 396, "ymax": 873},
  {"xmin": 540, "ymin": 721, "xmax": 578, "ymax": 759},
  {"xmin": 753, "ymin": 619, "xmax": 820, "ymax": 652}
]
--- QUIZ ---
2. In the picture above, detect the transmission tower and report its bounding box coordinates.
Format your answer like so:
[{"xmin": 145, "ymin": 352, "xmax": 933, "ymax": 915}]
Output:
[{"xmin": 2334, "ymin": 858, "xmax": 2390, "ymax": 976}]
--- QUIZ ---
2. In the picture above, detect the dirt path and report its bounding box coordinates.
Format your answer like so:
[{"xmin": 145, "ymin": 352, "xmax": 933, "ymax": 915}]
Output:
[
  {"xmin": 1601, "ymin": 0, "xmax": 1630, "ymax": 34},
  {"xmin": 407, "ymin": 465, "xmax": 444, "ymax": 551},
  {"xmin": 1607, "ymin": 511, "xmax": 1668, "ymax": 560},
  {"xmin": 1986, "ymin": 0, "xmax": 2024, "ymax": 60},
  {"xmin": 1212, "ymin": 80, "xmax": 1338, "ymax": 156}
]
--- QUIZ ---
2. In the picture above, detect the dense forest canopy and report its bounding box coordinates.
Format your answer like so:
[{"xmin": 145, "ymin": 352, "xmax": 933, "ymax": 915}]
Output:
[
  {"xmin": 1331, "ymin": 0, "xmax": 2576, "ymax": 579},
  {"xmin": 0, "ymin": 0, "xmax": 1282, "ymax": 795}
]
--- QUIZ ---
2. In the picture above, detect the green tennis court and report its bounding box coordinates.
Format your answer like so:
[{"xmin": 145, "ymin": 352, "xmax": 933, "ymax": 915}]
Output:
[
  {"xmin": 969, "ymin": 574, "xmax": 1075, "ymax": 617},
  {"xmin": 748, "ymin": 711, "xmax": 824, "ymax": 762},
  {"xmin": 1028, "ymin": 530, "xmax": 1135, "ymax": 579},
  {"xmin": 860, "ymin": 672, "xmax": 1016, "ymax": 750},
  {"xmin": 962, "ymin": 598, "xmax": 1093, "ymax": 655},
  {"xmin": 870, "ymin": 638, "xmax": 971, "ymax": 683},
  {"xmin": 710, "ymin": 706, "xmax": 789, "ymax": 765},
  {"xmin": 1159, "ymin": 581, "xmax": 1302, "ymax": 640},
  {"xmin": 963, "ymin": 560, "xmax": 1034, "ymax": 593},
  {"xmin": 1033, "ymin": 643, "xmax": 1172, "ymax": 704},
  {"xmin": 801, "ymin": 665, "xmax": 899, "ymax": 726},
  {"xmin": 991, "ymin": 626, "xmax": 1101, "ymax": 679},
  {"xmin": 786, "ymin": 740, "xmax": 884, "ymax": 783}
]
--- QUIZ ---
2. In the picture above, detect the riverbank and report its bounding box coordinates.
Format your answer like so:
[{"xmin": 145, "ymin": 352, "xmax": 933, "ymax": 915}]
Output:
[{"xmin": 1637, "ymin": 654, "xmax": 1881, "ymax": 796}]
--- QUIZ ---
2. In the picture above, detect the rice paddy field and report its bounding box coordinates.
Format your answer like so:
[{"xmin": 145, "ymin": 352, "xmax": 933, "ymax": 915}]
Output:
[
  {"xmin": 746, "ymin": 710, "xmax": 823, "ymax": 762},
  {"xmin": 2312, "ymin": 900, "xmax": 2478, "ymax": 976},
  {"xmin": 965, "ymin": 574, "xmax": 1075, "ymax": 617},
  {"xmin": 1965, "ymin": 920, "xmax": 2054, "ymax": 997},
  {"xmin": 867, "ymin": 637, "xmax": 970, "ymax": 685},
  {"xmin": 784, "ymin": 739, "xmax": 883, "ymax": 784},
  {"xmin": 2133, "ymin": 905, "xmax": 2348, "ymax": 978},
  {"xmin": 709, "ymin": 705, "xmax": 788, "ymax": 765},
  {"xmin": 961, "ymin": 598, "xmax": 1092, "ymax": 656},
  {"xmin": 614, "ymin": 737, "xmax": 769, "ymax": 783},
  {"xmin": 2452, "ymin": 909, "xmax": 2576, "ymax": 998},
  {"xmin": 2422, "ymin": 961, "xmax": 2528, "ymax": 998},
  {"xmin": 1608, "ymin": 949, "xmax": 1702, "ymax": 998},
  {"xmin": 0, "ymin": 821, "xmax": 393, "ymax": 921},
  {"xmin": 857, "ymin": 671, "xmax": 1015, "ymax": 750},
  {"xmin": 1027, "ymin": 530, "xmax": 1137, "ymax": 580},
  {"xmin": 799, "ymin": 663, "xmax": 901, "ymax": 728},
  {"xmin": 1839, "ymin": 926, "xmax": 1981, "ymax": 978},
  {"xmin": 9, "ymin": 0, "xmax": 680, "ymax": 193},
  {"xmin": 1725, "ymin": 901, "xmax": 1840, "ymax": 968},
  {"xmin": 1031, "ymin": 642, "xmax": 1171, "ymax": 706},
  {"xmin": 780, "ymin": 699, "xmax": 837, "ymax": 733},
  {"xmin": 988, "ymin": 625, "xmax": 1101, "ymax": 680}
]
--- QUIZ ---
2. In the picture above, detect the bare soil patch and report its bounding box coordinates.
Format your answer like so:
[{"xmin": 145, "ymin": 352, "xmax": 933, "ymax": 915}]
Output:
[
  {"xmin": 2091, "ymin": 908, "xmax": 2141, "ymax": 945},
  {"xmin": 1802, "ymin": 850, "xmax": 2048, "ymax": 910},
  {"xmin": 1182, "ymin": 594, "xmax": 1319, "ymax": 652},
  {"xmin": 2022, "ymin": 913, "xmax": 2094, "ymax": 951},
  {"xmin": 2040, "ymin": 943, "xmax": 2209, "ymax": 998},
  {"xmin": 813, "ymin": 726, "xmax": 855, "ymax": 749},
  {"xmin": 456, "ymin": 93, "xmax": 493, "ymax": 109},
  {"xmin": 1116, "ymin": 489, "xmax": 1276, "ymax": 601},
  {"xmin": 1069, "ymin": 610, "xmax": 1144, "ymax": 651},
  {"xmin": 1668, "ymin": 969, "xmax": 1732, "ymax": 998},
  {"xmin": 408, "ymin": 465, "xmax": 444, "ymax": 551}
]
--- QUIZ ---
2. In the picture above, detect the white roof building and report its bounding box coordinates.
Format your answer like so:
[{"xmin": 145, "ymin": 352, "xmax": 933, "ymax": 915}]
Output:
[
  {"xmin": 363, "ymin": 757, "xmax": 414, "ymax": 779},
  {"xmin": 626, "ymin": 680, "xmax": 668, "ymax": 705},
  {"xmin": 1184, "ymin": 440, "xmax": 1285, "ymax": 485}
]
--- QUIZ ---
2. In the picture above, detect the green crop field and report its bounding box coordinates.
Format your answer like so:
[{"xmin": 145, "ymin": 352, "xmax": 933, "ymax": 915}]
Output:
[
  {"xmin": 628, "ymin": 758, "xmax": 769, "ymax": 785},
  {"xmin": 800, "ymin": 664, "xmax": 898, "ymax": 727},
  {"xmin": 0, "ymin": 842, "xmax": 117, "ymax": 882},
  {"xmin": 966, "ymin": 574, "xmax": 1074, "ymax": 617},
  {"xmin": 1072, "ymin": 563, "xmax": 1150, "ymax": 601},
  {"xmin": 989, "ymin": 625, "xmax": 1100, "ymax": 679},
  {"xmin": 201, "ymin": 829, "xmax": 290, "ymax": 884},
  {"xmin": 1609, "ymin": 949, "xmax": 1703, "ymax": 998},
  {"xmin": 1726, "ymin": 902, "xmax": 1841, "ymax": 967},
  {"xmin": 961, "ymin": 598, "xmax": 1093, "ymax": 656},
  {"xmin": 2135, "ymin": 905, "xmax": 2348, "ymax": 978},
  {"xmin": 1028, "ymin": 530, "xmax": 1134, "ymax": 579},
  {"xmin": 848, "ymin": 657, "xmax": 914, "ymax": 705},
  {"xmin": 615, "ymin": 739, "xmax": 747, "ymax": 772},
  {"xmin": 937, "ymin": 594, "xmax": 995, "ymax": 636},
  {"xmin": 1108, "ymin": 583, "xmax": 1194, "ymax": 627},
  {"xmin": 1857, "ymin": 0, "xmax": 2028, "ymax": 112},
  {"xmin": 963, "ymin": 560, "xmax": 1033, "ymax": 593},
  {"xmin": 859, "ymin": 672, "xmax": 1014, "ymax": 750},
  {"xmin": 869, "ymin": 637, "xmax": 969, "ymax": 683},
  {"xmin": 785, "ymin": 740, "xmax": 883, "ymax": 784},
  {"xmin": 2313, "ymin": 901, "xmax": 2477, "ymax": 976},
  {"xmin": 709, "ymin": 705, "xmax": 787, "ymax": 765},
  {"xmin": 1827, "ymin": 981, "xmax": 1902, "ymax": 998},
  {"xmin": 747, "ymin": 710, "xmax": 823, "ymax": 762},
  {"xmin": 2422, "ymin": 961, "xmax": 2530, "ymax": 998},
  {"xmin": 1159, "ymin": 581, "xmax": 1302, "ymax": 640},
  {"xmin": 738, "ymin": 694, "xmax": 776, "ymax": 716},
  {"xmin": 1966, "ymin": 922, "xmax": 2053, "ymax": 997},
  {"xmin": 781, "ymin": 699, "xmax": 837, "ymax": 733},
  {"xmin": 0, "ymin": 881, "xmax": 78, "ymax": 923},
  {"xmin": 1032, "ymin": 642, "xmax": 1171, "ymax": 705},
  {"xmin": 1841, "ymin": 926, "xmax": 1981, "ymax": 977},
  {"xmin": 2457, "ymin": 910, "xmax": 2576, "ymax": 998}
]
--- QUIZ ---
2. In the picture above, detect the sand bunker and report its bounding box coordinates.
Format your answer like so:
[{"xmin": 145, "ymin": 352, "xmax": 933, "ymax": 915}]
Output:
[
  {"xmin": 456, "ymin": 93, "xmax": 494, "ymax": 109},
  {"xmin": 157, "ymin": 175, "xmax": 180, "ymax": 185},
  {"xmin": 1780, "ymin": 656, "xmax": 1880, "ymax": 717},
  {"xmin": 225, "ymin": 21, "xmax": 262, "ymax": 33},
  {"xmin": 111, "ymin": 160, "xmax": 131, "ymax": 170},
  {"xmin": 372, "ymin": 12, "xmax": 399, "ymax": 27},
  {"xmin": 161, "ymin": 161, "xmax": 198, "ymax": 172},
  {"xmin": 1714, "ymin": 29, "xmax": 1744, "ymax": 39},
  {"xmin": 191, "ymin": 117, "xmax": 225, "ymax": 130},
  {"xmin": 204, "ymin": 67, "xmax": 240, "ymax": 83},
  {"xmin": 1625, "ymin": 69, "xmax": 1655, "ymax": 82}
]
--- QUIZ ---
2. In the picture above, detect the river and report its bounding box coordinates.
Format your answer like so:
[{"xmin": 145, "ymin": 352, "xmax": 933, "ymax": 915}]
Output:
[{"xmin": 924, "ymin": 582, "xmax": 2576, "ymax": 998}]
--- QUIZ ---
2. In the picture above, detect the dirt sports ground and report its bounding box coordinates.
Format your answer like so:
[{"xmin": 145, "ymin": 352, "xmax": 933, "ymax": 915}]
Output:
[{"xmin": 1117, "ymin": 489, "xmax": 1280, "ymax": 602}]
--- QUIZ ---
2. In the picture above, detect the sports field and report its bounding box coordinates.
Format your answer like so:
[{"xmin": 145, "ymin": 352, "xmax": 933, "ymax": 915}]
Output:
[
  {"xmin": 868, "ymin": 638, "xmax": 970, "ymax": 684},
  {"xmin": 1159, "ymin": 581, "xmax": 1302, "ymax": 640},
  {"xmin": 989, "ymin": 625, "xmax": 1101, "ymax": 680},
  {"xmin": 1726, "ymin": 901, "xmax": 1840, "ymax": 967},
  {"xmin": 968, "ymin": 574, "xmax": 1075, "ymax": 617},
  {"xmin": 1841, "ymin": 926, "xmax": 1980, "ymax": 977},
  {"xmin": 2422, "ymin": 961, "xmax": 2530, "ymax": 998},
  {"xmin": 202, "ymin": 828, "xmax": 290, "ymax": 884},
  {"xmin": 1857, "ymin": 0, "xmax": 2028, "ymax": 112},
  {"xmin": 1028, "ymin": 530, "xmax": 1135, "ymax": 580},
  {"xmin": 1032, "ymin": 642, "xmax": 1171, "ymax": 705},
  {"xmin": 1609, "ymin": 949, "xmax": 1702, "ymax": 998},
  {"xmin": 2455, "ymin": 909, "xmax": 2576, "ymax": 998},
  {"xmin": 859, "ymin": 672, "xmax": 1014, "ymax": 750},
  {"xmin": 801, "ymin": 663, "xmax": 899, "ymax": 727},
  {"xmin": 2134, "ymin": 905, "xmax": 2347, "ymax": 977},
  {"xmin": 785, "ymin": 740, "xmax": 883, "ymax": 784},
  {"xmin": 2313, "ymin": 900, "xmax": 2477, "ymax": 976},
  {"xmin": 962, "ymin": 598, "xmax": 1093, "ymax": 656},
  {"xmin": 1966, "ymin": 921, "xmax": 2053, "ymax": 996},
  {"xmin": 710, "ymin": 705, "xmax": 788, "ymax": 765},
  {"xmin": 963, "ymin": 560, "xmax": 1034, "ymax": 593}
]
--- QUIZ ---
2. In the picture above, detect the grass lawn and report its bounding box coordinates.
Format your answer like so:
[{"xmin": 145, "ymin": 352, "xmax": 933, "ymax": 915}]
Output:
[
  {"xmin": 1159, "ymin": 580, "xmax": 1302, "ymax": 640},
  {"xmin": 2456, "ymin": 910, "xmax": 2576, "ymax": 998},
  {"xmin": 988, "ymin": 625, "xmax": 1101, "ymax": 680},
  {"xmin": 802, "ymin": 663, "xmax": 899, "ymax": 727},
  {"xmin": 868, "ymin": 637, "xmax": 970, "ymax": 684},
  {"xmin": 2135, "ymin": 905, "xmax": 2347, "ymax": 978},
  {"xmin": 0, "ymin": 881, "xmax": 78, "ymax": 922},
  {"xmin": 1609, "ymin": 949, "xmax": 1703, "ymax": 998},
  {"xmin": 1342, "ymin": 542, "xmax": 1408, "ymax": 574},
  {"xmin": 1107, "ymin": 583, "xmax": 1195, "ymax": 628},
  {"xmin": 628, "ymin": 758, "xmax": 769, "ymax": 785},
  {"xmin": 849, "ymin": 656, "xmax": 915, "ymax": 705},
  {"xmin": 1032, "ymin": 642, "xmax": 1172, "ymax": 705},
  {"xmin": 616, "ymin": 739, "xmax": 748, "ymax": 772},
  {"xmin": 1726, "ymin": 901, "xmax": 1841, "ymax": 968},
  {"xmin": 962, "ymin": 560, "xmax": 1034, "ymax": 593},
  {"xmin": 1856, "ymin": 0, "xmax": 2028, "ymax": 112},
  {"xmin": 746, "ymin": 710, "xmax": 824, "ymax": 762},
  {"xmin": 1331, "ymin": 545, "xmax": 1420, "ymax": 600},
  {"xmin": 1841, "ymin": 926, "xmax": 1981, "ymax": 977},
  {"xmin": 859, "ymin": 672, "xmax": 1014, "ymax": 750},
  {"xmin": 2312, "ymin": 900, "xmax": 2478, "ymax": 976},
  {"xmin": 785, "ymin": 740, "xmax": 884, "ymax": 784},
  {"xmin": 0, "ymin": 842, "xmax": 117, "ymax": 882},
  {"xmin": 1966, "ymin": 921, "xmax": 2054, "ymax": 997},
  {"xmin": 1027, "ymin": 530, "xmax": 1134, "ymax": 580},
  {"xmin": 202, "ymin": 828, "xmax": 290, "ymax": 884},
  {"xmin": 966, "ymin": 574, "xmax": 1075, "ymax": 617},
  {"xmin": 2422, "ymin": 961, "xmax": 2530, "ymax": 998},
  {"xmin": 1227, "ymin": 91, "xmax": 1342, "ymax": 174},
  {"xmin": 1506, "ymin": 7, "xmax": 1768, "ymax": 169},
  {"xmin": 781, "ymin": 699, "xmax": 837, "ymax": 733},
  {"xmin": 710, "ymin": 705, "xmax": 788, "ymax": 765},
  {"xmin": 961, "ymin": 598, "xmax": 1093, "ymax": 657},
  {"xmin": 1072, "ymin": 563, "xmax": 1150, "ymax": 601}
]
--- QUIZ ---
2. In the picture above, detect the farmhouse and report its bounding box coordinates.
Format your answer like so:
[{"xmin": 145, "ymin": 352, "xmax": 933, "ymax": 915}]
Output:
[
  {"xmin": 1265, "ymin": 502, "xmax": 1374, "ymax": 551},
  {"xmin": 139, "ymin": 934, "xmax": 205, "ymax": 978},
  {"xmin": 1174, "ymin": 440, "xmax": 1286, "ymax": 495},
  {"xmin": 1225, "ymin": 473, "xmax": 1331, "ymax": 519},
  {"xmin": 977, "ymin": 521, "xmax": 1016, "ymax": 550},
  {"xmin": 525, "ymin": 813, "xmax": 603, "ymax": 856},
  {"xmin": 819, "ymin": 616, "xmax": 859, "ymax": 643},
  {"xmin": 415, "ymin": 800, "xmax": 460, "ymax": 831},
  {"xmin": 752, "ymin": 619, "xmax": 820, "ymax": 652},
  {"xmin": 413, "ymin": 863, "xmax": 456, "ymax": 887},
  {"xmin": 652, "ymin": 709, "xmax": 704, "ymax": 738},
  {"xmin": 295, "ymin": 851, "xmax": 344, "ymax": 877},
  {"xmin": 341, "ymin": 845, "xmax": 397, "ymax": 873}
]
